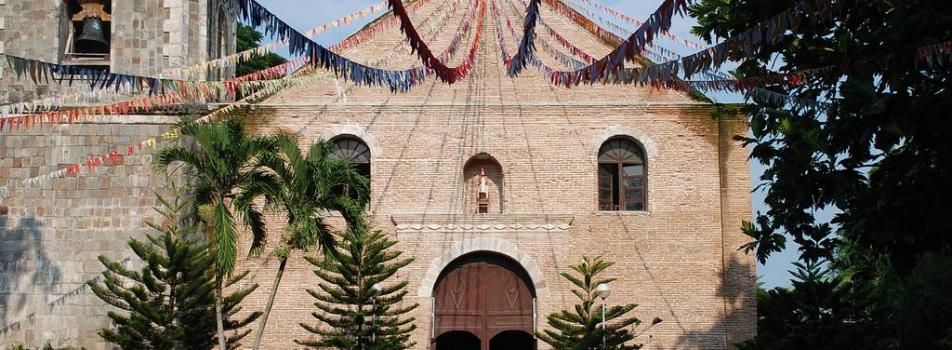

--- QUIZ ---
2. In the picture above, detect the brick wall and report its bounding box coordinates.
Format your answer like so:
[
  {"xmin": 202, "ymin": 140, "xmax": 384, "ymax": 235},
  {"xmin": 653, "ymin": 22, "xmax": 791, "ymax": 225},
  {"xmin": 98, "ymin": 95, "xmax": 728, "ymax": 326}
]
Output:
[{"xmin": 227, "ymin": 0, "xmax": 756, "ymax": 348}]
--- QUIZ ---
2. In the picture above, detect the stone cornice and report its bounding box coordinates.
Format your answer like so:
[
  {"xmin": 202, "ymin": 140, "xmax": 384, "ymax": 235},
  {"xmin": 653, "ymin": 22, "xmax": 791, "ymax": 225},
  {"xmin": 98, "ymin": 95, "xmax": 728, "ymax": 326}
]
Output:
[
  {"xmin": 246, "ymin": 103, "xmax": 714, "ymax": 111},
  {"xmin": 391, "ymin": 213, "xmax": 574, "ymax": 232}
]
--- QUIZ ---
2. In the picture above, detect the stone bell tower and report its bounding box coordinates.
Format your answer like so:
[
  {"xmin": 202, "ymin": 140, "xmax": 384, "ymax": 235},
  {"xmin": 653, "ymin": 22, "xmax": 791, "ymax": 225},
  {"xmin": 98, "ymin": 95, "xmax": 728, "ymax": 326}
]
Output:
[
  {"xmin": 0, "ymin": 1, "xmax": 236, "ymax": 349},
  {"xmin": 0, "ymin": 0, "xmax": 237, "ymax": 103}
]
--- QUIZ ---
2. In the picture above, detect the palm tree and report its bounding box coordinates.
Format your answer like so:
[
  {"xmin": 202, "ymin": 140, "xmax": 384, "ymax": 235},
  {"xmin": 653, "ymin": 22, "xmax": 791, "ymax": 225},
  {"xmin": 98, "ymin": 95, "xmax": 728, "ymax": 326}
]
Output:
[
  {"xmin": 154, "ymin": 118, "xmax": 276, "ymax": 350},
  {"xmin": 241, "ymin": 133, "xmax": 370, "ymax": 350}
]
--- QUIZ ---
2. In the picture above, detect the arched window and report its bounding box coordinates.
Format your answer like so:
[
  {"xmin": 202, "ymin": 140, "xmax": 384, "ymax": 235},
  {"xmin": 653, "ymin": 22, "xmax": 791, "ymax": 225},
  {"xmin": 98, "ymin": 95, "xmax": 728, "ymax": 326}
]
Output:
[
  {"xmin": 598, "ymin": 137, "xmax": 646, "ymax": 211},
  {"xmin": 329, "ymin": 136, "xmax": 371, "ymax": 200}
]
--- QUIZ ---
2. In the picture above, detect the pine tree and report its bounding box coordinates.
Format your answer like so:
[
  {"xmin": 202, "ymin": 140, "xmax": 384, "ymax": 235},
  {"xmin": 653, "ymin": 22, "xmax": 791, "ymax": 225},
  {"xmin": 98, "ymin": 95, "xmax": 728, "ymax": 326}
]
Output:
[
  {"xmin": 87, "ymin": 188, "xmax": 261, "ymax": 350},
  {"xmin": 296, "ymin": 226, "xmax": 418, "ymax": 350},
  {"xmin": 537, "ymin": 256, "xmax": 661, "ymax": 350}
]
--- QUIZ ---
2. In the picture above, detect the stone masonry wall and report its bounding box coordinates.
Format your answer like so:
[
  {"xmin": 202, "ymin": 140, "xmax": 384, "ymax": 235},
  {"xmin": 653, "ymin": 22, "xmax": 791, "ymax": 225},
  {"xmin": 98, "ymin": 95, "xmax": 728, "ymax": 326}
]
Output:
[
  {"xmin": 0, "ymin": 115, "xmax": 180, "ymax": 349},
  {"xmin": 0, "ymin": 0, "xmax": 233, "ymax": 102}
]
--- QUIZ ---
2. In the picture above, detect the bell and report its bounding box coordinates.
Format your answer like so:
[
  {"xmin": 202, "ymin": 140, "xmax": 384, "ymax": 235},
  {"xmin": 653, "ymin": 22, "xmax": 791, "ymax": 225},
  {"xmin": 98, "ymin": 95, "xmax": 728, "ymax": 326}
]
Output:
[{"xmin": 76, "ymin": 16, "xmax": 109, "ymax": 53}]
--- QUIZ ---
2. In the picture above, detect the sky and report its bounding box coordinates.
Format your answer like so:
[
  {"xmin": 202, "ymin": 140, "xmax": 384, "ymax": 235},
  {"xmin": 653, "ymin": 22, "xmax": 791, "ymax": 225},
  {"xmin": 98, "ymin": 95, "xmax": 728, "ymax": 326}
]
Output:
[{"xmin": 254, "ymin": 0, "xmax": 801, "ymax": 289}]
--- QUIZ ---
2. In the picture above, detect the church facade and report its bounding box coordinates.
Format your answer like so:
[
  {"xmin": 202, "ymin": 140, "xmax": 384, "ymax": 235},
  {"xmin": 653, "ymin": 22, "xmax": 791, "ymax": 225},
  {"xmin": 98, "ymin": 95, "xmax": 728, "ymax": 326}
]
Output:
[
  {"xmin": 0, "ymin": 0, "xmax": 755, "ymax": 349},
  {"xmin": 236, "ymin": 1, "xmax": 756, "ymax": 349}
]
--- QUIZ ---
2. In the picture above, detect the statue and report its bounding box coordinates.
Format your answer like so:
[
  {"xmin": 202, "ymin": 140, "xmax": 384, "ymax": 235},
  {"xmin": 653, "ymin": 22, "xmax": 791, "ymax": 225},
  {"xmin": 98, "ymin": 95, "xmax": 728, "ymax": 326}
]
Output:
[
  {"xmin": 478, "ymin": 168, "xmax": 489, "ymax": 196},
  {"xmin": 477, "ymin": 168, "xmax": 489, "ymax": 213}
]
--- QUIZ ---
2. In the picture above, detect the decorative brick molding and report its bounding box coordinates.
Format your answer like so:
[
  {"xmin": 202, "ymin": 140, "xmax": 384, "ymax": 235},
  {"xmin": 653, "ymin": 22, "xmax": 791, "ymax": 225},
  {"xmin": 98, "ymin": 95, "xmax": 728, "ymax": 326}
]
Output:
[
  {"xmin": 391, "ymin": 213, "xmax": 573, "ymax": 232},
  {"xmin": 592, "ymin": 124, "xmax": 659, "ymax": 160},
  {"xmin": 415, "ymin": 236, "xmax": 552, "ymax": 298}
]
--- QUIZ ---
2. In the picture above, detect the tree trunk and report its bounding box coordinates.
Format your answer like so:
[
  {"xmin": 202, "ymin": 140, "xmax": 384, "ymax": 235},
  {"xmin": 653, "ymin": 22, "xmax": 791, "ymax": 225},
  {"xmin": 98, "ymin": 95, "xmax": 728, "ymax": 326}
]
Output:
[
  {"xmin": 252, "ymin": 256, "xmax": 288, "ymax": 350},
  {"xmin": 217, "ymin": 280, "xmax": 228, "ymax": 350}
]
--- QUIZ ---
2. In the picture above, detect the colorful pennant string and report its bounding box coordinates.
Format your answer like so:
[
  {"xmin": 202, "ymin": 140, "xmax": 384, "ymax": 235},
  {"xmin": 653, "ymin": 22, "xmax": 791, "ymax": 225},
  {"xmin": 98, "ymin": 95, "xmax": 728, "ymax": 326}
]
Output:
[
  {"xmin": 235, "ymin": 0, "xmax": 435, "ymax": 91},
  {"xmin": 0, "ymin": 0, "xmax": 440, "ymax": 118},
  {"xmin": 676, "ymin": 0, "xmax": 833, "ymax": 79},
  {"xmin": 495, "ymin": 0, "xmax": 587, "ymax": 70},
  {"xmin": 383, "ymin": 0, "xmax": 486, "ymax": 83},
  {"xmin": 163, "ymin": 1, "xmax": 390, "ymax": 80},
  {"xmin": 0, "ymin": 72, "xmax": 313, "ymax": 133},
  {"xmin": 570, "ymin": 0, "xmax": 707, "ymax": 50},
  {"xmin": 0, "ymin": 0, "xmax": 451, "ymax": 133},
  {"xmin": 529, "ymin": 0, "xmax": 691, "ymax": 85},
  {"xmin": 0, "ymin": 0, "xmax": 468, "ymax": 199}
]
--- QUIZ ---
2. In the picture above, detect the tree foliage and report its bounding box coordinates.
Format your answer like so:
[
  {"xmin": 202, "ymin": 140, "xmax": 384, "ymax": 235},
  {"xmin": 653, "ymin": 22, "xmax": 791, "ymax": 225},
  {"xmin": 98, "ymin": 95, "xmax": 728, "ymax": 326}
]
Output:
[
  {"xmin": 691, "ymin": 0, "xmax": 952, "ymax": 272},
  {"xmin": 737, "ymin": 262, "xmax": 884, "ymax": 350},
  {"xmin": 243, "ymin": 133, "xmax": 370, "ymax": 260},
  {"xmin": 154, "ymin": 118, "xmax": 276, "ymax": 277},
  {"xmin": 537, "ymin": 256, "xmax": 660, "ymax": 350},
  {"xmin": 240, "ymin": 133, "xmax": 370, "ymax": 350},
  {"xmin": 154, "ymin": 118, "xmax": 276, "ymax": 349},
  {"xmin": 87, "ymin": 189, "xmax": 260, "ymax": 350},
  {"xmin": 689, "ymin": 0, "xmax": 952, "ymax": 347},
  {"xmin": 297, "ymin": 225, "xmax": 418, "ymax": 350},
  {"xmin": 235, "ymin": 24, "xmax": 287, "ymax": 77}
]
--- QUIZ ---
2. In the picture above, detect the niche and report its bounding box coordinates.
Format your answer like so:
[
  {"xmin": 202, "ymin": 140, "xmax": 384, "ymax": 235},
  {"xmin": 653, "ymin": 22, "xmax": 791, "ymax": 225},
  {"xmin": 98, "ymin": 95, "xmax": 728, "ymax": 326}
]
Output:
[{"xmin": 463, "ymin": 154, "xmax": 504, "ymax": 214}]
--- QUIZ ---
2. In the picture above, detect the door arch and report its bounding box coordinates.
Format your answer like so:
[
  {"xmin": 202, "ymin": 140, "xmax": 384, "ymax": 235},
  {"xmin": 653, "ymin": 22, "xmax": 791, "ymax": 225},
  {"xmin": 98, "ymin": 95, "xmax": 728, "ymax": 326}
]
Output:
[{"xmin": 432, "ymin": 252, "xmax": 536, "ymax": 350}]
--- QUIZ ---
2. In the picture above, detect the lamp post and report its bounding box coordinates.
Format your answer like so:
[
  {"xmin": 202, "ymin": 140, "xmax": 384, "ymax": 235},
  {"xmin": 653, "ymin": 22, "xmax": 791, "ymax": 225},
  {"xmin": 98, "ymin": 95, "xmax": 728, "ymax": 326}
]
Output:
[
  {"xmin": 594, "ymin": 283, "xmax": 611, "ymax": 350},
  {"xmin": 370, "ymin": 283, "xmax": 383, "ymax": 344}
]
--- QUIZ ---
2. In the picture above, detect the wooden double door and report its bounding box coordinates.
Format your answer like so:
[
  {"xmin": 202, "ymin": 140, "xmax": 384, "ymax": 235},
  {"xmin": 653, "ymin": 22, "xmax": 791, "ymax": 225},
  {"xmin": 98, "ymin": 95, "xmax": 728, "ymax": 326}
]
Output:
[{"xmin": 432, "ymin": 253, "xmax": 536, "ymax": 350}]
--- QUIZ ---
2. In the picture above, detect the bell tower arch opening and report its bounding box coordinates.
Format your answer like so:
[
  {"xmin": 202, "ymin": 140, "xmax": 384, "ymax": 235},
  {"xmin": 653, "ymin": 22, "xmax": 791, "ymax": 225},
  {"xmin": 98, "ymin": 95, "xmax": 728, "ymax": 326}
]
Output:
[{"xmin": 432, "ymin": 252, "xmax": 536, "ymax": 350}]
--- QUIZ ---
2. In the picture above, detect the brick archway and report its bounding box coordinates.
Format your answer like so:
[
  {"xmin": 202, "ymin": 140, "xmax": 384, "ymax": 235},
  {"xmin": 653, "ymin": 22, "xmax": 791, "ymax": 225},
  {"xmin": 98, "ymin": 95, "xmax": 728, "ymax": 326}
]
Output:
[
  {"xmin": 321, "ymin": 124, "xmax": 384, "ymax": 158},
  {"xmin": 417, "ymin": 238, "xmax": 549, "ymax": 298},
  {"xmin": 591, "ymin": 125, "xmax": 659, "ymax": 160}
]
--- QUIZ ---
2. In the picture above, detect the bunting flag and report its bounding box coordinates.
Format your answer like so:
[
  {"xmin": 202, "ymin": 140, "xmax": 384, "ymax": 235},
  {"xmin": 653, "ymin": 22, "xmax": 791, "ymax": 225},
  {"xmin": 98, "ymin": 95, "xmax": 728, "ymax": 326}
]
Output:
[
  {"xmin": 504, "ymin": 0, "xmax": 542, "ymax": 76},
  {"xmin": 235, "ymin": 0, "xmax": 434, "ymax": 92},
  {"xmin": 384, "ymin": 0, "xmax": 486, "ymax": 83},
  {"xmin": 676, "ymin": 0, "xmax": 833, "ymax": 79},
  {"xmin": 0, "ymin": 0, "xmax": 436, "ymax": 117},
  {"xmin": 569, "ymin": 0, "xmax": 707, "ymax": 50},
  {"xmin": 563, "ymin": 3, "xmax": 824, "ymax": 109},
  {"xmin": 0, "ymin": 0, "xmax": 467, "ymax": 134},
  {"xmin": 2, "ymin": 55, "xmax": 311, "ymax": 102},
  {"xmin": 541, "ymin": 0, "xmax": 833, "ymax": 86},
  {"xmin": 0, "ymin": 73, "xmax": 312, "ymax": 133},
  {"xmin": 632, "ymin": 39, "xmax": 952, "ymax": 108},
  {"xmin": 437, "ymin": 0, "xmax": 483, "ymax": 63},
  {"xmin": 917, "ymin": 40, "xmax": 952, "ymax": 67},
  {"xmin": 0, "ymin": 0, "xmax": 475, "ymax": 198},
  {"xmin": 533, "ymin": 0, "xmax": 692, "ymax": 85},
  {"xmin": 163, "ymin": 0, "xmax": 390, "ymax": 80},
  {"xmin": 329, "ymin": 0, "xmax": 439, "ymax": 52},
  {"xmin": 6, "ymin": 55, "xmax": 172, "ymax": 95},
  {"xmin": 503, "ymin": 0, "xmax": 675, "ymax": 70},
  {"xmin": 0, "ymin": 68, "xmax": 310, "ymax": 192},
  {"xmin": 556, "ymin": 0, "xmax": 687, "ymax": 62},
  {"xmin": 2, "ymin": 0, "xmax": 441, "ymax": 100},
  {"xmin": 496, "ymin": 0, "xmax": 588, "ymax": 70}
]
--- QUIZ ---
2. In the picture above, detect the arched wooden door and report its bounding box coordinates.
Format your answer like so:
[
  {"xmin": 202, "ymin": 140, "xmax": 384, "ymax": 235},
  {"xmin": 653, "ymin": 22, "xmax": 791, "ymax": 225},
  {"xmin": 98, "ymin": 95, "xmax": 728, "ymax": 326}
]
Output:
[{"xmin": 432, "ymin": 253, "xmax": 536, "ymax": 350}]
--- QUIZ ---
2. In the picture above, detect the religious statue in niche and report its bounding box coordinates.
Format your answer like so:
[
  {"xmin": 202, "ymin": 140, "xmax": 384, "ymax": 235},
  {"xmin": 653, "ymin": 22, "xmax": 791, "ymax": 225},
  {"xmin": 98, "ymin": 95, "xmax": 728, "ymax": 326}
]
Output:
[
  {"xmin": 477, "ymin": 168, "xmax": 490, "ymax": 214},
  {"xmin": 463, "ymin": 155, "xmax": 503, "ymax": 214}
]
